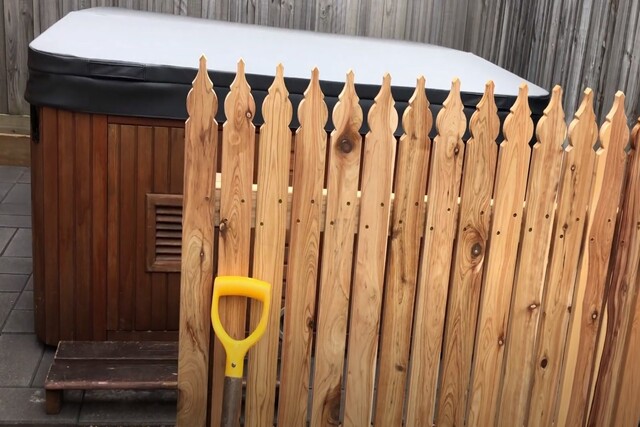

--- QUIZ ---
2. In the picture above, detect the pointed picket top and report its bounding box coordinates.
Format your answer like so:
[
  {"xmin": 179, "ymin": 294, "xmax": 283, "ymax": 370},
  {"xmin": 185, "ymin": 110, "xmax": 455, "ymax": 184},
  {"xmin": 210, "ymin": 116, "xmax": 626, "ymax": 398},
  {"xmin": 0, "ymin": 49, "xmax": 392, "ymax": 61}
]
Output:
[
  {"xmin": 469, "ymin": 81, "xmax": 500, "ymax": 142},
  {"xmin": 534, "ymin": 85, "xmax": 566, "ymax": 150},
  {"xmin": 224, "ymin": 59, "xmax": 256, "ymax": 130},
  {"xmin": 503, "ymin": 84, "xmax": 533, "ymax": 145},
  {"xmin": 599, "ymin": 91, "xmax": 629, "ymax": 152},
  {"xmin": 436, "ymin": 78, "xmax": 466, "ymax": 137},
  {"xmin": 186, "ymin": 55, "xmax": 217, "ymax": 120},
  {"xmin": 367, "ymin": 73, "xmax": 398, "ymax": 135},
  {"xmin": 401, "ymin": 76, "xmax": 432, "ymax": 140},
  {"xmin": 567, "ymin": 89, "xmax": 598, "ymax": 152},
  {"xmin": 332, "ymin": 71, "xmax": 363, "ymax": 133},
  {"xmin": 262, "ymin": 64, "xmax": 293, "ymax": 126},
  {"xmin": 298, "ymin": 68, "xmax": 328, "ymax": 131}
]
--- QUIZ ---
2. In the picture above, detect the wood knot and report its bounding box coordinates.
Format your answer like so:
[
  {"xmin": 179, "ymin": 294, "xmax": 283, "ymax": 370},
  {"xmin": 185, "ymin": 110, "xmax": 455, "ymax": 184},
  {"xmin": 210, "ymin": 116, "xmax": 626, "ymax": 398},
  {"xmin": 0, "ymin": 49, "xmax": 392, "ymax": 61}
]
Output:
[
  {"xmin": 471, "ymin": 243, "xmax": 483, "ymax": 258},
  {"xmin": 245, "ymin": 111, "xmax": 253, "ymax": 119},
  {"xmin": 395, "ymin": 364, "xmax": 405, "ymax": 372},
  {"xmin": 219, "ymin": 218, "xmax": 228, "ymax": 234},
  {"xmin": 540, "ymin": 358, "xmax": 548, "ymax": 369},
  {"xmin": 591, "ymin": 311, "xmax": 598, "ymax": 321},
  {"xmin": 339, "ymin": 138, "xmax": 354, "ymax": 153},
  {"xmin": 306, "ymin": 317, "xmax": 314, "ymax": 330}
]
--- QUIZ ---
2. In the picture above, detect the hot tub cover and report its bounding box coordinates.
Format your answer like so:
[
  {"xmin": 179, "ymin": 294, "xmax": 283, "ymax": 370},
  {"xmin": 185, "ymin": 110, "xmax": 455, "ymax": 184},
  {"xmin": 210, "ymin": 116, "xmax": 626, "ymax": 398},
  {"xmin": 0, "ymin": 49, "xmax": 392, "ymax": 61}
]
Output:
[{"xmin": 25, "ymin": 7, "xmax": 549, "ymax": 131}]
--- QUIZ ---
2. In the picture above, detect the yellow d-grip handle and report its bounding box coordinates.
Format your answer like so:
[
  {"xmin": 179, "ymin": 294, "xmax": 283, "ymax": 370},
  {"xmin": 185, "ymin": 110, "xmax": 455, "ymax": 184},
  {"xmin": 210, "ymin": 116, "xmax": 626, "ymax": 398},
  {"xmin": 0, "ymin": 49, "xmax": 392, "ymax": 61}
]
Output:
[{"xmin": 211, "ymin": 276, "xmax": 271, "ymax": 378}]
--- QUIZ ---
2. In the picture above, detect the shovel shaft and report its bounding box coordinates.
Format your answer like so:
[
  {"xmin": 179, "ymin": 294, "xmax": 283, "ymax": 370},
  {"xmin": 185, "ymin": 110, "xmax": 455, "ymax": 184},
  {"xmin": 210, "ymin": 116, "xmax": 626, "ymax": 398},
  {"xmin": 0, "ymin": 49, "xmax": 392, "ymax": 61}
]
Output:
[{"xmin": 220, "ymin": 376, "xmax": 243, "ymax": 427}]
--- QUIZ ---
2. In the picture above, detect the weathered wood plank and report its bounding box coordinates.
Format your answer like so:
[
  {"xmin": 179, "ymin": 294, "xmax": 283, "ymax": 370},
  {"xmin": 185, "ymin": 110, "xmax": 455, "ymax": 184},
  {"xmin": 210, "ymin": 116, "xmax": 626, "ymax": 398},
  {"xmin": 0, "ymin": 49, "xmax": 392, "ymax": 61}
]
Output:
[
  {"xmin": 373, "ymin": 76, "xmax": 432, "ymax": 427},
  {"xmin": 210, "ymin": 59, "xmax": 255, "ymax": 427},
  {"xmin": 309, "ymin": 71, "xmax": 362, "ymax": 427},
  {"xmin": 527, "ymin": 89, "xmax": 598, "ymax": 427},
  {"xmin": 3, "ymin": 0, "xmax": 33, "ymax": 115},
  {"xmin": 245, "ymin": 65, "xmax": 293, "ymax": 427},
  {"xmin": 405, "ymin": 79, "xmax": 466, "ymax": 426},
  {"xmin": 436, "ymin": 81, "xmax": 499, "ymax": 427},
  {"xmin": 0, "ymin": 133, "xmax": 30, "ymax": 166},
  {"xmin": 343, "ymin": 74, "xmax": 397, "ymax": 427},
  {"xmin": 467, "ymin": 85, "xmax": 532, "ymax": 427},
  {"xmin": 176, "ymin": 56, "xmax": 217, "ymax": 427},
  {"xmin": 563, "ymin": 92, "xmax": 629, "ymax": 426},
  {"xmin": 0, "ymin": 0, "xmax": 7, "ymax": 114},
  {"xmin": 106, "ymin": 124, "xmax": 120, "ymax": 332},
  {"xmin": 277, "ymin": 68, "xmax": 327, "ymax": 426}
]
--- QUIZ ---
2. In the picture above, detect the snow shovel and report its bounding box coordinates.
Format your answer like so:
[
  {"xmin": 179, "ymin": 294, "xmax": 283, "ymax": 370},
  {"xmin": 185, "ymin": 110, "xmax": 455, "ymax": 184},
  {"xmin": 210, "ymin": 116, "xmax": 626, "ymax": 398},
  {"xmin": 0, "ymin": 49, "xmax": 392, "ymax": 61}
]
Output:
[{"xmin": 211, "ymin": 276, "xmax": 271, "ymax": 427}]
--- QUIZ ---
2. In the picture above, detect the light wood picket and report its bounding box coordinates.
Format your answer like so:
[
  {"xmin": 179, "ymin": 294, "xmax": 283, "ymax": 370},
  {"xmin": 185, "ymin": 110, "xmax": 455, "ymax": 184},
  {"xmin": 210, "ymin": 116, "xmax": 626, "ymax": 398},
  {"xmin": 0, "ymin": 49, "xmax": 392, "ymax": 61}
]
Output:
[
  {"xmin": 174, "ymin": 61, "xmax": 640, "ymax": 427},
  {"xmin": 342, "ymin": 74, "xmax": 398, "ymax": 427},
  {"xmin": 277, "ymin": 68, "xmax": 328, "ymax": 426},
  {"xmin": 405, "ymin": 79, "xmax": 466, "ymax": 426},
  {"xmin": 436, "ymin": 81, "xmax": 499, "ymax": 427},
  {"xmin": 467, "ymin": 85, "xmax": 533, "ymax": 427},
  {"xmin": 374, "ymin": 76, "xmax": 432, "ymax": 427},
  {"xmin": 527, "ymin": 89, "xmax": 598, "ymax": 427},
  {"xmin": 309, "ymin": 72, "xmax": 362, "ymax": 427},
  {"xmin": 210, "ymin": 60, "xmax": 256, "ymax": 427},
  {"xmin": 498, "ymin": 85, "xmax": 566, "ymax": 425}
]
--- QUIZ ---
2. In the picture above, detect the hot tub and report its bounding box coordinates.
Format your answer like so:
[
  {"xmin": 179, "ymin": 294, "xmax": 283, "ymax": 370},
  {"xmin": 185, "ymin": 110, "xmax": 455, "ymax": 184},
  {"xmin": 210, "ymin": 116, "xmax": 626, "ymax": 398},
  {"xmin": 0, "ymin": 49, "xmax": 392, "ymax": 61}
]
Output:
[{"xmin": 25, "ymin": 7, "xmax": 549, "ymax": 345}]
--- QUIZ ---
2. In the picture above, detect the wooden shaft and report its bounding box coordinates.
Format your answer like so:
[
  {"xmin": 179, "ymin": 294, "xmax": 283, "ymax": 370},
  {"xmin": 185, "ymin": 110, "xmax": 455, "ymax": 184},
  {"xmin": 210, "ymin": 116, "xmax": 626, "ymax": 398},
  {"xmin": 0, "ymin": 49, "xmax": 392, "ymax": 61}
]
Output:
[{"xmin": 221, "ymin": 376, "xmax": 243, "ymax": 427}]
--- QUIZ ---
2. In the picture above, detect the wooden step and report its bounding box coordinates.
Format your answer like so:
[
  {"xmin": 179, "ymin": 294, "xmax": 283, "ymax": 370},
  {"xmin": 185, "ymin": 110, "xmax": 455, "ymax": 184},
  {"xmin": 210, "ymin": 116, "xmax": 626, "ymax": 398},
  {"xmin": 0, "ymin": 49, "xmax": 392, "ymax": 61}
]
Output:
[{"xmin": 44, "ymin": 341, "xmax": 178, "ymax": 415}]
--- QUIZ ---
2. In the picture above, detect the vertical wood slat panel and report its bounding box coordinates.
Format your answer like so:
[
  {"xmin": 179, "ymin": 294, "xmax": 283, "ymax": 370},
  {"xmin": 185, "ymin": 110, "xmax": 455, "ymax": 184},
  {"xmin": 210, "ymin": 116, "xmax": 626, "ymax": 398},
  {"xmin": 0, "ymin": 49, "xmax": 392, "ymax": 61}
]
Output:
[
  {"xmin": 151, "ymin": 126, "xmax": 170, "ymax": 331},
  {"xmin": 309, "ymin": 71, "xmax": 362, "ymax": 427},
  {"xmin": 562, "ymin": 92, "xmax": 629, "ymax": 426},
  {"xmin": 210, "ymin": 60, "xmax": 256, "ymax": 427},
  {"xmin": 588, "ymin": 115, "xmax": 639, "ymax": 426},
  {"xmin": 92, "ymin": 114, "xmax": 108, "ymax": 340},
  {"xmin": 527, "ymin": 89, "xmax": 598, "ymax": 426},
  {"xmin": 167, "ymin": 127, "xmax": 185, "ymax": 331},
  {"xmin": 176, "ymin": 56, "xmax": 217, "ymax": 427},
  {"xmin": 246, "ymin": 65, "xmax": 293, "ymax": 427},
  {"xmin": 135, "ymin": 126, "xmax": 153, "ymax": 331},
  {"xmin": 277, "ymin": 68, "xmax": 328, "ymax": 426},
  {"xmin": 0, "ymin": 0, "xmax": 7, "ymax": 113},
  {"xmin": 58, "ymin": 110, "xmax": 76, "ymax": 340},
  {"xmin": 2, "ymin": 0, "xmax": 33, "ymax": 114},
  {"xmin": 406, "ymin": 79, "xmax": 466, "ymax": 426},
  {"xmin": 436, "ymin": 82, "xmax": 499, "ymax": 427},
  {"xmin": 74, "ymin": 113, "xmax": 93, "ymax": 340},
  {"xmin": 374, "ymin": 76, "xmax": 432, "ymax": 427},
  {"xmin": 107, "ymin": 124, "xmax": 120, "ymax": 331},
  {"xmin": 343, "ymin": 74, "xmax": 397, "ymax": 427},
  {"xmin": 118, "ymin": 125, "xmax": 137, "ymax": 331},
  {"xmin": 41, "ymin": 107, "xmax": 60, "ymax": 342},
  {"xmin": 498, "ymin": 86, "xmax": 566, "ymax": 425},
  {"xmin": 467, "ymin": 85, "xmax": 532, "ymax": 427},
  {"xmin": 31, "ymin": 107, "xmax": 45, "ymax": 340}
]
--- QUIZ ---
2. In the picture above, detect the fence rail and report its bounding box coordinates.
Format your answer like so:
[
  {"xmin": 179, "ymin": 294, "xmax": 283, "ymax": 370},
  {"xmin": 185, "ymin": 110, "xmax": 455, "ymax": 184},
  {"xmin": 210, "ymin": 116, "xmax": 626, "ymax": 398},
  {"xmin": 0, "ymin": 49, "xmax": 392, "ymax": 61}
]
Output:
[{"xmin": 177, "ymin": 56, "xmax": 640, "ymax": 426}]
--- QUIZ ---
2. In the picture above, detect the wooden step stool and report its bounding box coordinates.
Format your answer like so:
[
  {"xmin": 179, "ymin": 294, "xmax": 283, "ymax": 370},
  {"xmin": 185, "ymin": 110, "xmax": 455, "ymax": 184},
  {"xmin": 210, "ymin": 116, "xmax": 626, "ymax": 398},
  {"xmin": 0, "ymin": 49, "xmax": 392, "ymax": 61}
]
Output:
[{"xmin": 44, "ymin": 341, "xmax": 178, "ymax": 415}]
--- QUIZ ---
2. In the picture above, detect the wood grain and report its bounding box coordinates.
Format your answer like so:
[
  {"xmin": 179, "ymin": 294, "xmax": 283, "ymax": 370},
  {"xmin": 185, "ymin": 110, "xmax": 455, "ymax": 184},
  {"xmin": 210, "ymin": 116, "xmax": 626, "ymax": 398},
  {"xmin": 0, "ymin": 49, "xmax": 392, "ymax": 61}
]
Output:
[
  {"xmin": 210, "ymin": 59, "xmax": 255, "ymax": 427},
  {"xmin": 310, "ymin": 71, "xmax": 362, "ymax": 427},
  {"xmin": 467, "ymin": 85, "xmax": 533, "ymax": 427},
  {"xmin": 135, "ymin": 126, "xmax": 153, "ymax": 331},
  {"xmin": 343, "ymin": 73, "xmax": 397, "ymax": 427},
  {"xmin": 588, "ymin": 111, "xmax": 638, "ymax": 426},
  {"xmin": 176, "ymin": 56, "xmax": 217, "ymax": 427},
  {"xmin": 563, "ymin": 92, "xmax": 629, "ymax": 426},
  {"xmin": 277, "ymin": 68, "xmax": 327, "ymax": 426},
  {"xmin": 245, "ymin": 64, "xmax": 293, "ymax": 427},
  {"xmin": 107, "ymin": 124, "xmax": 120, "ymax": 332},
  {"xmin": 436, "ymin": 81, "xmax": 499, "ymax": 427},
  {"xmin": 498, "ymin": 86, "xmax": 566, "ymax": 425},
  {"xmin": 405, "ymin": 79, "xmax": 466, "ymax": 426},
  {"xmin": 373, "ymin": 76, "xmax": 432, "ymax": 427},
  {"xmin": 527, "ymin": 89, "xmax": 598, "ymax": 427},
  {"xmin": 31, "ymin": 108, "xmax": 45, "ymax": 340},
  {"xmin": 118, "ymin": 124, "xmax": 136, "ymax": 332}
]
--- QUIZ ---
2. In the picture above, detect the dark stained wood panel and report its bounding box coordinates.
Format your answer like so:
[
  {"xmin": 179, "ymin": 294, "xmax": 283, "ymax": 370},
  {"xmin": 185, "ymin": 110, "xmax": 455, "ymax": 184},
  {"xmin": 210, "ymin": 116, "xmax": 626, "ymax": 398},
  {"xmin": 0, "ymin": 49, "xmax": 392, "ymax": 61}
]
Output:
[
  {"xmin": 92, "ymin": 114, "xmax": 108, "ymax": 340},
  {"xmin": 135, "ymin": 126, "xmax": 153, "ymax": 331},
  {"xmin": 107, "ymin": 124, "xmax": 121, "ymax": 331}
]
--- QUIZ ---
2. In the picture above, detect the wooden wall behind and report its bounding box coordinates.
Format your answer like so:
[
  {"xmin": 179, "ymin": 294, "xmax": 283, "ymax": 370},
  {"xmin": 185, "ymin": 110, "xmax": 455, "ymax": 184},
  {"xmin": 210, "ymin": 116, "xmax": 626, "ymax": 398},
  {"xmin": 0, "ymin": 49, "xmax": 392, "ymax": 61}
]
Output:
[{"xmin": 1, "ymin": 0, "xmax": 639, "ymax": 122}]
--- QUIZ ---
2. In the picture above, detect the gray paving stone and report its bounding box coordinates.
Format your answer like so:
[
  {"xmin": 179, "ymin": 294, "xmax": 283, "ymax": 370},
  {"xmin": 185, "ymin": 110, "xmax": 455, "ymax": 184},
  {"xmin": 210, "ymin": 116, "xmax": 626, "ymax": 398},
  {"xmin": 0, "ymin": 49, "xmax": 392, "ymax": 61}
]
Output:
[
  {"xmin": 0, "ymin": 227, "xmax": 15, "ymax": 254},
  {"xmin": 0, "ymin": 203, "xmax": 31, "ymax": 215},
  {"xmin": 0, "ymin": 183, "xmax": 12, "ymax": 202},
  {"xmin": 15, "ymin": 290, "xmax": 33, "ymax": 310},
  {"xmin": 79, "ymin": 390, "xmax": 177, "ymax": 426},
  {"xmin": 31, "ymin": 347, "xmax": 55, "ymax": 388},
  {"xmin": 0, "ymin": 387, "xmax": 80, "ymax": 424},
  {"xmin": 0, "ymin": 257, "xmax": 32, "ymax": 274},
  {"xmin": 0, "ymin": 166, "xmax": 26, "ymax": 183},
  {"xmin": 4, "ymin": 228, "xmax": 32, "ymax": 257},
  {"xmin": 24, "ymin": 274, "xmax": 33, "ymax": 291},
  {"xmin": 17, "ymin": 169, "xmax": 31, "ymax": 184},
  {"xmin": 0, "ymin": 334, "xmax": 43, "ymax": 386},
  {"xmin": 3, "ymin": 309, "xmax": 35, "ymax": 333},
  {"xmin": 0, "ymin": 214, "xmax": 31, "ymax": 228},
  {"xmin": 0, "ymin": 274, "xmax": 29, "ymax": 292},
  {"xmin": 0, "ymin": 293, "xmax": 18, "ymax": 327},
  {"xmin": 3, "ymin": 183, "xmax": 31, "ymax": 205}
]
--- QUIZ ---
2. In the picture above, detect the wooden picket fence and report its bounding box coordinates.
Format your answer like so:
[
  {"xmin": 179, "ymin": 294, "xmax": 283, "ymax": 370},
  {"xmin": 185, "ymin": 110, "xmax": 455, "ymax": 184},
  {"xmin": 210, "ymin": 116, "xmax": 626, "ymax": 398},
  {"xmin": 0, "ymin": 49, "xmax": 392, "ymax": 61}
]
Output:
[{"xmin": 176, "ymin": 56, "xmax": 640, "ymax": 427}]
